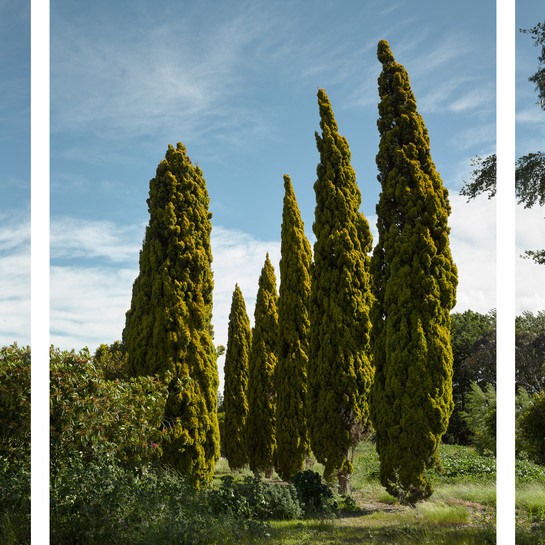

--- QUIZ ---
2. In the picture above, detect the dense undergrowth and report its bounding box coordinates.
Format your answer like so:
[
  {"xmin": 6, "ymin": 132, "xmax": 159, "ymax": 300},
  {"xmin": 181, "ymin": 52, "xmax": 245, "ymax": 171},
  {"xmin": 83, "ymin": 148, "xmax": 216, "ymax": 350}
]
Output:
[{"xmin": 1, "ymin": 344, "xmax": 545, "ymax": 544}]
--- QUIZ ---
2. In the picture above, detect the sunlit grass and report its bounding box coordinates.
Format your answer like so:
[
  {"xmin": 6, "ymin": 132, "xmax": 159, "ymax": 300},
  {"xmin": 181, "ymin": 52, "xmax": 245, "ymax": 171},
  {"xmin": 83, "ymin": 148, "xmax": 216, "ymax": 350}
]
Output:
[{"xmin": 432, "ymin": 483, "xmax": 496, "ymax": 507}]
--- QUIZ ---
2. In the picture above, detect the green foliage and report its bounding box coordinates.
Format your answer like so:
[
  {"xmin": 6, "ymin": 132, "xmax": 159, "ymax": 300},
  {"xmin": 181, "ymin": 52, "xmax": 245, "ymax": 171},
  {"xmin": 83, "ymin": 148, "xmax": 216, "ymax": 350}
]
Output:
[
  {"xmin": 446, "ymin": 310, "xmax": 495, "ymax": 444},
  {"xmin": 0, "ymin": 457, "xmax": 30, "ymax": 544},
  {"xmin": 435, "ymin": 446, "xmax": 496, "ymax": 481},
  {"xmin": 517, "ymin": 310, "xmax": 545, "ymax": 334},
  {"xmin": 224, "ymin": 284, "xmax": 252, "ymax": 470},
  {"xmin": 518, "ymin": 390, "xmax": 545, "ymax": 466},
  {"xmin": 516, "ymin": 458, "xmax": 545, "ymax": 484},
  {"xmin": 516, "ymin": 331, "xmax": 545, "ymax": 395},
  {"xmin": 290, "ymin": 470, "xmax": 335, "ymax": 516},
  {"xmin": 217, "ymin": 411, "xmax": 226, "ymax": 457},
  {"xmin": 93, "ymin": 341, "xmax": 128, "ymax": 380},
  {"xmin": 460, "ymin": 154, "xmax": 497, "ymax": 201},
  {"xmin": 0, "ymin": 344, "xmax": 30, "ymax": 466},
  {"xmin": 308, "ymin": 88, "xmax": 374, "ymax": 492},
  {"xmin": 208, "ymin": 475, "xmax": 302, "ymax": 521},
  {"xmin": 276, "ymin": 175, "xmax": 313, "ymax": 481},
  {"xmin": 246, "ymin": 255, "xmax": 279, "ymax": 476},
  {"xmin": 123, "ymin": 142, "xmax": 220, "ymax": 486},
  {"xmin": 50, "ymin": 346, "xmax": 168, "ymax": 468},
  {"xmin": 371, "ymin": 40, "xmax": 458, "ymax": 504},
  {"xmin": 460, "ymin": 382, "xmax": 496, "ymax": 456},
  {"xmin": 50, "ymin": 459, "xmax": 264, "ymax": 545}
]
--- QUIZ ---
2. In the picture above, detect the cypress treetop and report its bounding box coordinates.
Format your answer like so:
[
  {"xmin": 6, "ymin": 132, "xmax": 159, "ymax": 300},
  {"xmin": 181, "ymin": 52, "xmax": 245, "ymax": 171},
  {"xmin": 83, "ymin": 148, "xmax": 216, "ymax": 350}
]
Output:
[
  {"xmin": 223, "ymin": 284, "xmax": 252, "ymax": 470},
  {"xmin": 275, "ymin": 174, "xmax": 312, "ymax": 481},
  {"xmin": 123, "ymin": 142, "xmax": 220, "ymax": 487},
  {"xmin": 246, "ymin": 254, "xmax": 279, "ymax": 477},
  {"xmin": 371, "ymin": 41, "xmax": 458, "ymax": 503},
  {"xmin": 309, "ymin": 89, "xmax": 374, "ymax": 494}
]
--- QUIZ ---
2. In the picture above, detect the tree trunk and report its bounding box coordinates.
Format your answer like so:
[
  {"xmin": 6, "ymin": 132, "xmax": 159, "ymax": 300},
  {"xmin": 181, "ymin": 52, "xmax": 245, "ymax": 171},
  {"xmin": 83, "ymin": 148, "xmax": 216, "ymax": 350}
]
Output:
[{"xmin": 338, "ymin": 471, "xmax": 350, "ymax": 495}]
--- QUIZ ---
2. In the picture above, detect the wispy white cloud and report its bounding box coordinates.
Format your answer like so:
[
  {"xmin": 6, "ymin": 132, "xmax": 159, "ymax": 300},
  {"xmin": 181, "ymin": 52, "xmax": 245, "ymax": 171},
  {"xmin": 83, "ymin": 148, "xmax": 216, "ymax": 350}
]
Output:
[
  {"xmin": 50, "ymin": 265, "xmax": 137, "ymax": 351},
  {"xmin": 453, "ymin": 123, "xmax": 495, "ymax": 152},
  {"xmin": 51, "ymin": 216, "xmax": 144, "ymax": 263},
  {"xmin": 516, "ymin": 203, "xmax": 545, "ymax": 313},
  {"xmin": 49, "ymin": 217, "xmax": 281, "ymax": 388},
  {"xmin": 448, "ymin": 194, "xmax": 496, "ymax": 314},
  {"xmin": 0, "ymin": 213, "xmax": 30, "ymax": 346},
  {"xmin": 51, "ymin": 5, "xmax": 275, "ymax": 146}
]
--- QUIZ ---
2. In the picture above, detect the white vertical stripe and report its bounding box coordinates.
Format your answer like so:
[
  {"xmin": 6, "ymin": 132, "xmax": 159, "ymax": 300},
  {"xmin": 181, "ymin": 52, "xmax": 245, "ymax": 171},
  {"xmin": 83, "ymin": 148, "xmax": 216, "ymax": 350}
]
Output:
[
  {"xmin": 496, "ymin": 0, "xmax": 516, "ymax": 543},
  {"xmin": 31, "ymin": 0, "xmax": 50, "ymax": 540}
]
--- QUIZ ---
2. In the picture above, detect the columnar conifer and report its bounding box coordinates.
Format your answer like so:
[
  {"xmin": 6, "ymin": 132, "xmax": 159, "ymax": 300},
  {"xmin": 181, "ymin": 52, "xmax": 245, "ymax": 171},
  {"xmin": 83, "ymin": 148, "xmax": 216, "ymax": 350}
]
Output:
[
  {"xmin": 246, "ymin": 254, "xmax": 278, "ymax": 477},
  {"xmin": 123, "ymin": 142, "xmax": 220, "ymax": 487},
  {"xmin": 309, "ymin": 89, "xmax": 374, "ymax": 494},
  {"xmin": 223, "ymin": 284, "xmax": 251, "ymax": 470},
  {"xmin": 371, "ymin": 41, "xmax": 458, "ymax": 503},
  {"xmin": 275, "ymin": 175, "xmax": 312, "ymax": 481}
]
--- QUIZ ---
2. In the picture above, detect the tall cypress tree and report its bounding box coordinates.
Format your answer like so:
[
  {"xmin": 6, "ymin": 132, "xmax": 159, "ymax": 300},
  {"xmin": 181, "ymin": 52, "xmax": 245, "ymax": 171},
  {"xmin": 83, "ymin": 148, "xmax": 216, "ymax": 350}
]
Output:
[
  {"xmin": 223, "ymin": 284, "xmax": 251, "ymax": 470},
  {"xmin": 275, "ymin": 175, "xmax": 312, "ymax": 481},
  {"xmin": 309, "ymin": 89, "xmax": 374, "ymax": 494},
  {"xmin": 246, "ymin": 254, "xmax": 278, "ymax": 478},
  {"xmin": 123, "ymin": 142, "xmax": 220, "ymax": 487},
  {"xmin": 371, "ymin": 41, "xmax": 458, "ymax": 504}
]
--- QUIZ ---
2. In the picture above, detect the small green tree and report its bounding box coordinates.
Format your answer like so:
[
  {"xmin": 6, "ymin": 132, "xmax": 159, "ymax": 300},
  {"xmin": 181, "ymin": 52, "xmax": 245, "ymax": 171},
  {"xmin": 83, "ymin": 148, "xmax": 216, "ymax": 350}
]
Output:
[
  {"xmin": 371, "ymin": 40, "xmax": 458, "ymax": 503},
  {"xmin": 275, "ymin": 175, "xmax": 312, "ymax": 481},
  {"xmin": 308, "ymin": 89, "xmax": 374, "ymax": 494},
  {"xmin": 93, "ymin": 341, "xmax": 128, "ymax": 380},
  {"xmin": 223, "ymin": 284, "xmax": 252, "ymax": 470},
  {"xmin": 460, "ymin": 382, "xmax": 496, "ymax": 456},
  {"xmin": 445, "ymin": 310, "xmax": 496, "ymax": 445},
  {"xmin": 122, "ymin": 142, "xmax": 220, "ymax": 487},
  {"xmin": 246, "ymin": 254, "xmax": 279, "ymax": 478},
  {"xmin": 517, "ymin": 389, "xmax": 545, "ymax": 465}
]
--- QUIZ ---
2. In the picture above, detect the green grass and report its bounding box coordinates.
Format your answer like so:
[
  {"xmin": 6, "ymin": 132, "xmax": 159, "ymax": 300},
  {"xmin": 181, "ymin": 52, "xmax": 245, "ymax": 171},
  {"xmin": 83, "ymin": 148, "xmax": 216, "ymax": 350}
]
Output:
[
  {"xmin": 211, "ymin": 441, "xmax": 500, "ymax": 544},
  {"xmin": 39, "ymin": 440, "xmax": 545, "ymax": 544}
]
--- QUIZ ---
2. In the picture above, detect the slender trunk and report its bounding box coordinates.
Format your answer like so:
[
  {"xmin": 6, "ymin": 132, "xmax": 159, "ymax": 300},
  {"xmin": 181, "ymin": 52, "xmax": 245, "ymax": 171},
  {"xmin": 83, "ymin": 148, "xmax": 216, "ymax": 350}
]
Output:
[{"xmin": 338, "ymin": 471, "xmax": 350, "ymax": 495}]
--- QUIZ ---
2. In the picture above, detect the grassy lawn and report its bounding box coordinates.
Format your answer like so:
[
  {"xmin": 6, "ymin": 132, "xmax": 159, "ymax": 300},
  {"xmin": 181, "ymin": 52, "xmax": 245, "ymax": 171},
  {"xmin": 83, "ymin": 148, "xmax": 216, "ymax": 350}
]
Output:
[{"xmin": 212, "ymin": 442, "xmax": 544, "ymax": 544}]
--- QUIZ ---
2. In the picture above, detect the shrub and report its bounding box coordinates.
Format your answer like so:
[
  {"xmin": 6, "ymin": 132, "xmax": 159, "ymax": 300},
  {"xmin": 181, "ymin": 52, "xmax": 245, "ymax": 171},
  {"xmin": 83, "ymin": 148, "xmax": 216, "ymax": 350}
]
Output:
[
  {"xmin": 435, "ymin": 445, "xmax": 496, "ymax": 481},
  {"xmin": 291, "ymin": 469, "xmax": 334, "ymax": 515},
  {"xmin": 0, "ymin": 344, "xmax": 30, "ymax": 544},
  {"xmin": 208, "ymin": 475, "xmax": 303, "ymax": 520},
  {"xmin": 93, "ymin": 341, "xmax": 128, "ymax": 380},
  {"xmin": 518, "ymin": 390, "xmax": 545, "ymax": 466},
  {"xmin": 0, "ymin": 344, "xmax": 30, "ymax": 466},
  {"xmin": 50, "ymin": 346, "xmax": 169, "ymax": 469},
  {"xmin": 50, "ymin": 459, "xmax": 267, "ymax": 545},
  {"xmin": 516, "ymin": 458, "xmax": 545, "ymax": 484},
  {"xmin": 461, "ymin": 382, "xmax": 496, "ymax": 456},
  {"xmin": 0, "ymin": 457, "xmax": 30, "ymax": 544}
]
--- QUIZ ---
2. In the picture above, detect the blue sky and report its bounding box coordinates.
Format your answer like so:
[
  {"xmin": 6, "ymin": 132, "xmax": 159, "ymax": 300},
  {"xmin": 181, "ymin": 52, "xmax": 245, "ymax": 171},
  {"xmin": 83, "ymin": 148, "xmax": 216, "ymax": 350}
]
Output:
[
  {"xmin": 48, "ymin": 0, "xmax": 499, "ymax": 360},
  {"xmin": 2, "ymin": 2, "xmax": 544, "ymax": 381},
  {"xmin": 516, "ymin": 2, "xmax": 545, "ymax": 312},
  {"xmin": 0, "ymin": 0, "xmax": 30, "ymax": 346}
]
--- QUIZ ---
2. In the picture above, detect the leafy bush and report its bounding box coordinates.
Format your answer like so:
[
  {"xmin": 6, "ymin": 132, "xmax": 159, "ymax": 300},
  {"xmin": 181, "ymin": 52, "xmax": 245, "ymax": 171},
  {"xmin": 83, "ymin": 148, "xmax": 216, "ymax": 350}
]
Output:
[
  {"xmin": 50, "ymin": 346, "xmax": 169, "ymax": 469},
  {"xmin": 518, "ymin": 390, "xmax": 545, "ymax": 466},
  {"xmin": 208, "ymin": 475, "xmax": 303, "ymax": 520},
  {"xmin": 0, "ymin": 344, "xmax": 30, "ymax": 544},
  {"xmin": 291, "ymin": 469, "xmax": 335, "ymax": 515},
  {"xmin": 0, "ymin": 457, "xmax": 30, "ymax": 544},
  {"xmin": 0, "ymin": 344, "xmax": 30, "ymax": 466},
  {"xmin": 93, "ymin": 341, "xmax": 128, "ymax": 380},
  {"xmin": 516, "ymin": 458, "xmax": 545, "ymax": 484},
  {"xmin": 461, "ymin": 382, "xmax": 496, "ymax": 455},
  {"xmin": 435, "ymin": 445, "xmax": 496, "ymax": 480},
  {"xmin": 50, "ymin": 458, "xmax": 267, "ymax": 545}
]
